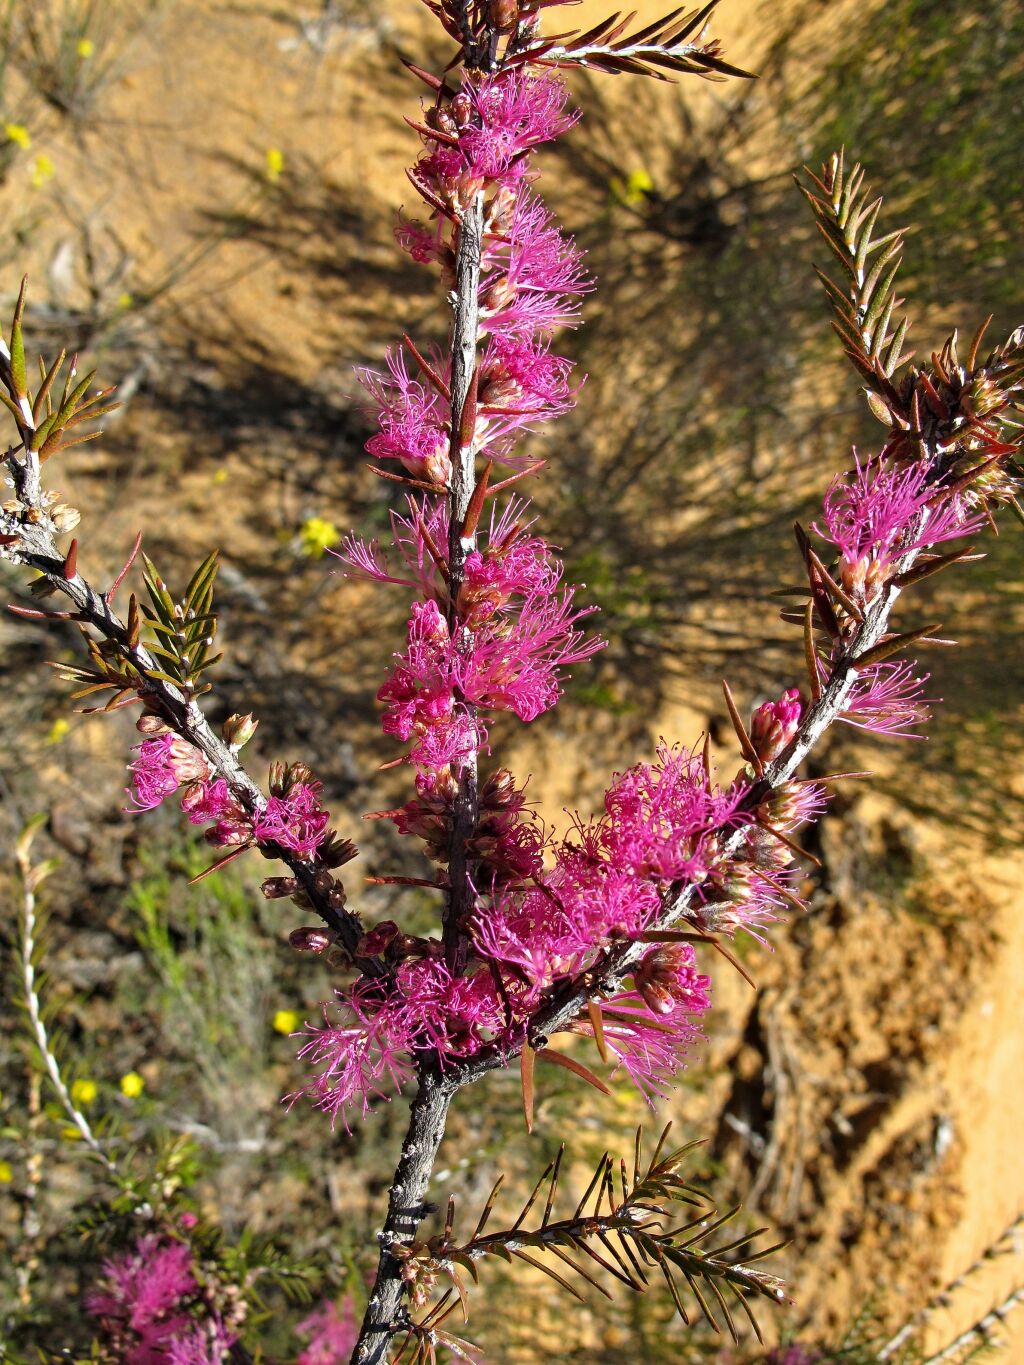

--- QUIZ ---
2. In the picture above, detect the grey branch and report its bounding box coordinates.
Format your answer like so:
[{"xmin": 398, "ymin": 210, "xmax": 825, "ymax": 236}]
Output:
[
  {"xmin": 15, "ymin": 824, "xmax": 119, "ymax": 1177},
  {"xmin": 442, "ymin": 191, "xmax": 485, "ymax": 976},
  {"xmin": 920, "ymin": 1286, "xmax": 1024, "ymax": 1365},
  {"xmin": 0, "ymin": 505, "xmax": 365, "ymax": 957},
  {"xmin": 351, "ymin": 35, "xmax": 492, "ymax": 1365}
]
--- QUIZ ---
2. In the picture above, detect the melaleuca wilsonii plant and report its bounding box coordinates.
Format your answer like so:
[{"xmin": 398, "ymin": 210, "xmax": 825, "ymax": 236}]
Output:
[{"xmin": 1, "ymin": 0, "xmax": 1023, "ymax": 1359}]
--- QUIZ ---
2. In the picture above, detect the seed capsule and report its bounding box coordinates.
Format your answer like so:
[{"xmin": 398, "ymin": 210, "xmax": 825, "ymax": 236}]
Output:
[{"xmin": 487, "ymin": 0, "xmax": 519, "ymax": 31}]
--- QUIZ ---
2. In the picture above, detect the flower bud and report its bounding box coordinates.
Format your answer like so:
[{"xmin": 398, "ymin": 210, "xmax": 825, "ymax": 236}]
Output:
[
  {"xmin": 205, "ymin": 820, "xmax": 251, "ymax": 848},
  {"xmin": 755, "ymin": 779, "xmax": 824, "ymax": 841},
  {"xmin": 285, "ymin": 761, "xmax": 314, "ymax": 792},
  {"xmin": 750, "ymin": 688, "xmax": 802, "ymax": 761},
  {"xmin": 635, "ymin": 943, "xmax": 707, "ymax": 1016},
  {"xmin": 479, "ymin": 374, "xmax": 520, "ymax": 406},
  {"xmin": 840, "ymin": 552, "xmax": 886, "ymax": 604},
  {"xmin": 320, "ymin": 833, "xmax": 358, "ymax": 868},
  {"xmin": 425, "ymin": 103, "xmax": 457, "ymax": 137},
  {"xmin": 430, "ymin": 765, "xmax": 461, "ymax": 804},
  {"xmin": 486, "ymin": 0, "xmax": 519, "ymax": 31},
  {"xmin": 357, "ymin": 921, "xmax": 401, "ymax": 957},
  {"xmin": 481, "ymin": 767, "xmax": 517, "ymax": 807},
  {"xmin": 397, "ymin": 933, "xmax": 431, "ymax": 958},
  {"xmin": 167, "ymin": 736, "xmax": 210, "ymax": 783},
  {"xmin": 289, "ymin": 926, "xmax": 335, "ymax": 953},
  {"xmin": 136, "ymin": 713, "xmax": 169, "ymax": 735},
  {"xmin": 223, "ymin": 712, "xmax": 259, "ymax": 748},
  {"xmin": 262, "ymin": 877, "xmax": 299, "ymax": 899},
  {"xmin": 450, "ymin": 171, "xmax": 484, "ymax": 216},
  {"xmin": 401, "ymin": 437, "xmax": 452, "ymax": 489},
  {"xmin": 50, "ymin": 503, "xmax": 81, "ymax": 533},
  {"xmin": 393, "ymin": 801, "xmax": 446, "ymax": 841},
  {"xmin": 485, "ymin": 186, "xmax": 517, "ymax": 233},
  {"xmin": 480, "ymin": 274, "xmax": 516, "ymax": 314}
]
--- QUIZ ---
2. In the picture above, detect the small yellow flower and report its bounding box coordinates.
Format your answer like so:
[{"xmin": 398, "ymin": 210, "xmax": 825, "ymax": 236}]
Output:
[
  {"xmin": 70, "ymin": 1077, "xmax": 97, "ymax": 1107},
  {"xmin": 3, "ymin": 122, "xmax": 31, "ymax": 150},
  {"xmin": 61, "ymin": 1125, "xmax": 82, "ymax": 1141},
  {"xmin": 265, "ymin": 146, "xmax": 285, "ymax": 184},
  {"xmin": 46, "ymin": 717, "xmax": 70, "ymax": 745},
  {"xmin": 30, "ymin": 154, "xmax": 55, "ymax": 189},
  {"xmin": 119, "ymin": 1071, "xmax": 145, "ymax": 1098},
  {"xmin": 273, "ymin": 1009, "xmax": 301, "ymax": 1035},
  {"xmin": 610, "ymin": 167, "xmax": 654, "ymax": 207},
  {"xmin": 76, "ymin": 37, "xmax": 95, "ymax": 59},
  {"xmin": 117, "ymin": 291, "xmax": 134, "ymax": 310},
  {"xmin": 0, "ymin": 1160, "xmax": 13, "ymax": 1184},
  {"xmin": 299, "ymin": 516, "xmax": 340, "ymax": 558},
  {"xmin": 213, "ymin": 467, "xmax": 228, "ymax": 485}
]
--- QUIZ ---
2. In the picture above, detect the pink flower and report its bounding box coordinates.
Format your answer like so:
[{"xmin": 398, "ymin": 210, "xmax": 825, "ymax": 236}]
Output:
[
  {"xmin": 473, "ymin": 846, "xmax": 661, "ymax": 993},
  {"xmin": 395, "ymin": 214, "xmax": 452, "ymax": 270},
  {"xmin": 338, "ymin": 496, "xmax": 449, "ymax": 601},
  {"xmin": 455, "ymin": 577, "xmax": 603, "ymax": 720},
  {"xmin": 815, "ymin": 454, "xmax": 983, "ymax": 601},
  {"xmin": 290, "ymin": 979, "xmax": 415, "ymax": 1127},
  {"xmin": 840, "ymin": 660, "xmax": 932, "ymax": 737},
  {"xmin": 415, "ymin": 145, "xmax": 480, "ymax": 214},
  {"xmin": 475, "ymin": 334, "xmax": 579, "ymax": 454},
  {"xmin": 576, "ymin": 991, "xmax": 709, "ymax": 1104},
  {"xmin": 378, "ymin": 599, "xmax": 458, "ymax": 744},
  {"xmin": 180, "ymin": 778, "xmax": 237, "ymax": 825},
  {"xmin": 479, "ymin": 191, "xmax": 590, "ymax": 337},
  {"xmin": 600, "ymin": 743, "xmax": 748, "ymax": 884},
  {"xmin": 359, "ymin": 349, "xmax": 451, "ymax": 485},
  {"xmin": 253, "ymin": 782, "xmax": 330, "ymax": 859},
  {"xmin": 85, "ymin": 1235, "xmax": 197, "ymax": 1365},
  {"xmin": 378, "ymin": 555, "xmax": 601, "ymax": 760},
  {"xmin": 392, "ymin": 958, "xmax": 511, "ymax": 1058},
  {"xmin": 297, "ymin": 1297, "xmax": 360, "ymax": 1365},
  {"xmin": 167, "ymin": 1316, "xmax": 236, "ymax": 1365},
  {"xmin": 127, "ymin": 735, "xmax": 208, "ymax": 813},
  {"xmin": 413, "ymin": 711, "xmax": 484, "ymax": 773},
  {"xmin": 461, "ymin": 71, "xmax": 578, "ymax": 180},
  {"xmin": 472, "ymin": 800, "xmax": 547, "ymax": 882},
  {"xmin": 292, "ymin": 960, "xmax": 520, "ymax": 1125}
]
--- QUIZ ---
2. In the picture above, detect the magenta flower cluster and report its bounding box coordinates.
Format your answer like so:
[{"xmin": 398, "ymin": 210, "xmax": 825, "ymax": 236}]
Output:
[
  {"xmin": 84, "ymin": 1232, "xmax": 237, "ymax": 1365},
  {"xmin": 296, "ymin": 1298, "xmax": 360, "ymax": 1365},
  {"xmin": 117, "ymin": 57, "xmax": 984, "ymax": 1132},
  {"xmin": 815, "ymin": 453, "xmax": 981, "ymax": 741},
  {"xmin": 127, "ymin": 733, "xmax": 329, "ymax": 860},
  {"xmin": 85, "ymin": 1230, "xmax": 356, "ymax": 1365},
  {"xmin": 289, "ymin": 61, "xmax": 986, "ymax": 1128}
]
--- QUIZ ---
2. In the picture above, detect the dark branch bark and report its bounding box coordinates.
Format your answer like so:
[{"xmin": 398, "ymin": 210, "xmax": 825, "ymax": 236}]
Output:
[{"xmin": 350, "ymin": 1070, "xmax": 455, "ymax": 1365}]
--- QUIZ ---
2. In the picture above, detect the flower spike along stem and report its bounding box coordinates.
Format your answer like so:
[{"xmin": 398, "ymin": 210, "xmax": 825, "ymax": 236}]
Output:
[{"xmin": 2, "ymin": 14, "xmax": 1024, "ymax": 1365}]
